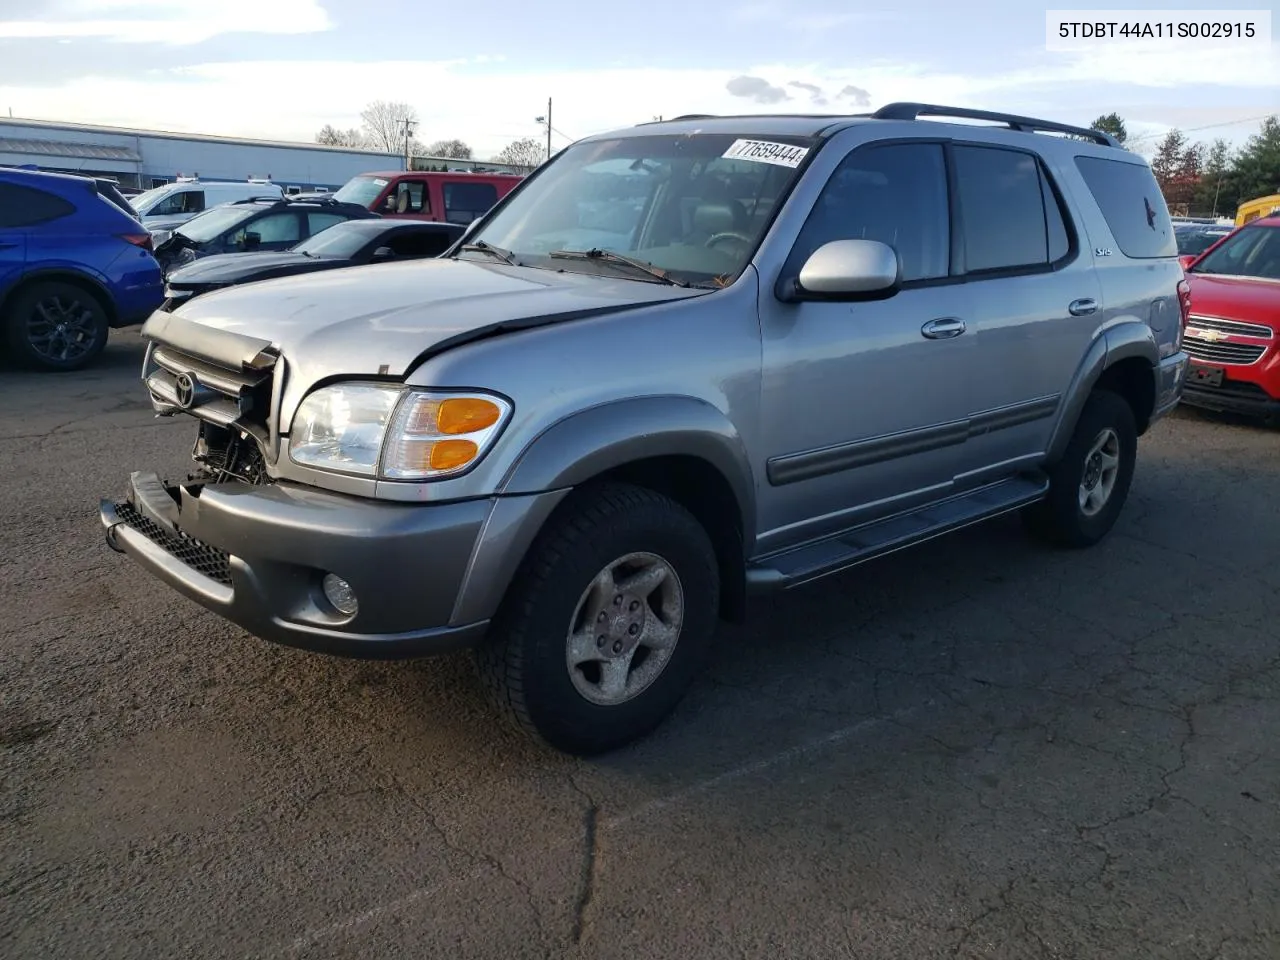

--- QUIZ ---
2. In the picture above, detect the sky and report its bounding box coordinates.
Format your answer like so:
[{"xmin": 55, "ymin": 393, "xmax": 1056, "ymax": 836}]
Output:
[{"xmin": 0, "ymin": 0, "xmax": 1277, "ymax": 159}]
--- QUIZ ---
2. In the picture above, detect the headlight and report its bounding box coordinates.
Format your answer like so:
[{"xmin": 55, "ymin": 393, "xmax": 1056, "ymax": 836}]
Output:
[
  {"xmin": 289, "ymin": 383, "xmax": 400, "ymax": 476},
  {"xmin": 163, "ymin": 284, "xmax": 193, "ymax": 300},
  {"xmin": 288, "ymin": 384, "xmax": 512, "ymax": 480}
]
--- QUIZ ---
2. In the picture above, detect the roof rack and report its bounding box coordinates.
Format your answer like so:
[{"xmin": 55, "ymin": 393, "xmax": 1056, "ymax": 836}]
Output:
[{"xmin": 870, "ymin": 102, "xmax": 1119, "ymax": 147}]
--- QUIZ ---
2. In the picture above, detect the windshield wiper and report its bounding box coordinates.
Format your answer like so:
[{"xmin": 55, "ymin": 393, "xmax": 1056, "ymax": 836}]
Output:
[
  {"xmin": 549, "ymin": 248, "xmax": 688, "ymax": 287},
  {"xmin": 460, "ymin": 240, "xmax": 516, "ymax": 265}
]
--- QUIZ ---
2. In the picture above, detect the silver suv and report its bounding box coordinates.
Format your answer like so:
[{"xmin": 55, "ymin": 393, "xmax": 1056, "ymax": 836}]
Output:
[{"xmin": 101, "ymin": 103, "xmax": 1190, "ymax": 755}]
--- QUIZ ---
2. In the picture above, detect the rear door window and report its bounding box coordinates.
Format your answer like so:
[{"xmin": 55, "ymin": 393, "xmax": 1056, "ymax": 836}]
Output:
[
  {"xmin": 442, "ymin": 181, "xmax": 499, "ymax": 224},
  {"xmin": 953, "ymin": 145, "xmax": 1062, "ymax": 273},
  {"xmin": 307, "ymin": 212, "xmax": 348, "ymax": 236},
  {"xmin": 0, "ymin": 183, "xmax": 76, "ymax": 228},
  {"xmin": 1074, "ymin": 156, "xmax": 1176, "ymax": 259}
]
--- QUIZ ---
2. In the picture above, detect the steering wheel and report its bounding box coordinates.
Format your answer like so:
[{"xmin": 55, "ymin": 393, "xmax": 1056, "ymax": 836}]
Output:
[{"xmin": 704, "ymin": 231, "xmax": 753, "ymax": 252}]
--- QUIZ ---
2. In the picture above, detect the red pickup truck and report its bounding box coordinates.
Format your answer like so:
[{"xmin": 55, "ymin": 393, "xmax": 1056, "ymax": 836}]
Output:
[{"xmin": 329, "ymin": 170, "xmax": 522, "ymax": 225}]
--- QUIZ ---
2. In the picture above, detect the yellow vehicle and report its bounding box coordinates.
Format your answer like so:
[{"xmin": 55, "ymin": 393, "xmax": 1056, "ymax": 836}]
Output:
[{"xmin": 1236, "ymin": 193, "xmax": 1280, "ymax": 226}]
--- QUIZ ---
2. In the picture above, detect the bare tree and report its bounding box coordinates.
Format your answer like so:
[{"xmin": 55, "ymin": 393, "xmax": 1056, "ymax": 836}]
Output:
[
  {"xmin": 493, "ymin": 137, "xmax": 545, "ymax": 167},
  {"xmin": 360, "ymin": 100, "xmax": 419, "ymax": 153},
  {"xmin": 315, "ymin": 124, "xmax": 366, "ymax": 148},
  {"xmin": 426, "ymin": 139, "xmax": 473, "ymax": 159}
]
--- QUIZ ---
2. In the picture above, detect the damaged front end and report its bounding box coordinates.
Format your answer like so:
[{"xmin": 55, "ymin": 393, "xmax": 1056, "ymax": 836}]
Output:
[{"xmin": 137, "ymin": 310, "xmax": 286, "ymax": 485}]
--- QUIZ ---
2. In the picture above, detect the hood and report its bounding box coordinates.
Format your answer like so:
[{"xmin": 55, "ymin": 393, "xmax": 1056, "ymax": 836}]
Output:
[
  {"xmin": 1185, "ymin": 272, "xmax": 1280, "ymax": 326},
  {"xmin": 143, "ymin": 257, "xmax": 708, "ymax": 416},
  {"xmin": 166, "ymin": 251, "xmax": 337, "ymax": 286},
  {"xmin": 143, "ymin": 215, "xmax": 191, "ymax": 231}
]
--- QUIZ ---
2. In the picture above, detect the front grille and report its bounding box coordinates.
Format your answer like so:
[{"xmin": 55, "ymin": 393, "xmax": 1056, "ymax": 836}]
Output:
[
  {"xmin": 144, "ymin": 343, "xmax": 276, "ymax": 432},
  {"xmin": 1188, "ymin": 314, "xmax": 1274, "ymax": 339},
  {"xmin": 114, "ymin": 501, "xmax": 233, "ymax": 587},
  {"xmin": 1183, "ymin": 338, "xmax": 1267, "ymax": 366}
]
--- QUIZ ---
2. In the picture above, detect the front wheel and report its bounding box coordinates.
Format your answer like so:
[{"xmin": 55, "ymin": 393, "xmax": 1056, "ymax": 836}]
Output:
[
  {"xmin": 3, "ymin": 281, "xmax": 109, "ymax": 372},
  {"xmin": 1023, "ymin": 389, "xmax": 1138, "ymax": 548},
  {"xmin": 476, "ymin": 483, "xmax": 720, "ymax": 756}
]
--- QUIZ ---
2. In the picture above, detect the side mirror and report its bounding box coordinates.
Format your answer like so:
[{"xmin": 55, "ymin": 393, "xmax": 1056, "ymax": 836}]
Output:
[
  {"xmin": 371, "ymin": 246, "xmax": 395, "ymax": 261},
  {"xmin": 241, "ymin": 231, "xmax": 262, "ymax": 251},
  {"xmin": 789, "ymin": 239, "xmax": 900, "ymax": 300},
  {"xmin": 1178, "ymin": 254, "xmax": 1196, "ymax": 270}
]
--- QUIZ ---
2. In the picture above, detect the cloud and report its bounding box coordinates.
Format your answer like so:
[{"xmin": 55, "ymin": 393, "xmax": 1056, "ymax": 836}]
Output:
[
  {"xmin": 1, "ymin": 52, "xmax": 1275, "ymax": 159},
  {"xmin": 0, "ymin": 0, "xmax": 332, "ymax": 44},
  {"xmin": 838, "ymin": 85, "xmax": 871, "ymax": 107},
  {"xmin": 726, "ymin": 75, "xmax": 790, "ymax": 104},
  {"xmin": 788, "ymin": 81, "xmax": 828, "ymax": 106}
]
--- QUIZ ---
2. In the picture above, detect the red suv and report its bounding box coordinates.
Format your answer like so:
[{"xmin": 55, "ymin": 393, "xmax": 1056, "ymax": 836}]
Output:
[
  {"xmin": 1179, "ymin": 214, "xmax": 1280, "ymax": 419},
  {"xmin": 329, "ymin": 171, "xmax": 522, "ymax": 225}
]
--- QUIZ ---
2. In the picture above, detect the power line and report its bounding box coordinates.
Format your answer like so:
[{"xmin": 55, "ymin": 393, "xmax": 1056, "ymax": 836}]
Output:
[{"xmin": 1125, "ymin": 112, "xmax": 1275, "ymax": 144}]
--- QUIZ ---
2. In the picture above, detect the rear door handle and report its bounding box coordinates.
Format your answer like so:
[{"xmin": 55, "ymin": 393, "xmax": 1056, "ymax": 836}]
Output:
[
  {"xmin": 1068, "ymin": 298, "xmax": 1098, "ymax": 317},
  {"xmin": 921, "ymin": 317, "xmax": 966, "ymax": 340}
]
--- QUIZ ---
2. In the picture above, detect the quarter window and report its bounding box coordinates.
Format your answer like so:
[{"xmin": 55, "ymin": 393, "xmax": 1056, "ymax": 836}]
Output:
[
  {"xmin": 788, "ymin": 142, "xmax": 950, "ymax": 283},
  {"xmin": 1074, "ymin": 156, "xmax": 1176, "ymax": 259},
  {"xmin": 953, "ymin": 145, "xmax": 1061, "ymax": 273},
  {"xmin": 443, "ymin": 181, "xmax": 499, "ymax": 224}
]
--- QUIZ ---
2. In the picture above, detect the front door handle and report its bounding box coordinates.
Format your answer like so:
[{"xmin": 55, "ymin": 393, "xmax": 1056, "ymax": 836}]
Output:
[
  {"xmin": 1068, "ymin": 298, "xmax": 1098, "ymax": 317},
  {"xmin": 921, "ymin": 317, "xmax": 966, "ymax": 340},
  {"xmin": 0, "ymin": 241, "xmax": 18, "ymax": 250}
]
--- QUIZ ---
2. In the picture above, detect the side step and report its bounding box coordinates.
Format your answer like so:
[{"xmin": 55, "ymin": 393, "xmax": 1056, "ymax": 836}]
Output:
[{"xmin": 746, "ymin": 473, "xmax": 1049, "ymax": 591}]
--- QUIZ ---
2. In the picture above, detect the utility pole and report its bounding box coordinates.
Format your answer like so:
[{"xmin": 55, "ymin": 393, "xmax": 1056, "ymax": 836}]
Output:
[
  {"xmin": 401, "ymin": 117, "xmax": 417, "ymax": 171},
  {"xmin": 545, "ymin": 97, "xmax": 552, "ymax": 161}
]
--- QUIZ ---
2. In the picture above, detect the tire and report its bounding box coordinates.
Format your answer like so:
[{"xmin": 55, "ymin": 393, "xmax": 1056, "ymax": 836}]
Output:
[
  {"xmin": 1023, "ymin": 389, "xmax": 1138, "ymax": 548},
  {"xmin": 476, "ymin": 482, "xmax": 720, "ymax": 756},
  {"xmin": 3, "ymin": 281, "xmax": 109, "ymax": 372}
]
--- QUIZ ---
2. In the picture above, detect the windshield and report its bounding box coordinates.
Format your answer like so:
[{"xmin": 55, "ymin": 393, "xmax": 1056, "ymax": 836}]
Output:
[
  {"xmin": 333, "ymin": 176, "xmax": 389, "ymax": 208},
  {"xmin": 291, "ymin": 222, "xmax": 372, "ymax": 258},
  {"xmin": 1190, "ymin": 224, "xmax": 1280, "ymax": 280},
  {"xmin": 462, "ymin": 133, "xmax": 816, "ymax": 285},
  {"xmin": 174, "ymin": 204, "xmax": 258, "ymax": 244},
  {"xmin": 1176, "ymin": 229, "xmax": 1231, "ymax": 257}
]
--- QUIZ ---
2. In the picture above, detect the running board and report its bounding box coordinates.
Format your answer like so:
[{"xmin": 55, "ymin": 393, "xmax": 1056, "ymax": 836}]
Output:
[{"xmin": 746, "ymin": 474, "xmax": 1049, "ymax": 591}]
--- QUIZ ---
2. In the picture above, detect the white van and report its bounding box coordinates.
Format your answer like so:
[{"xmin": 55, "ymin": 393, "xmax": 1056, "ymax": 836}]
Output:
[{"xmin": 131, "ymin": 179, "xmax": 284, "ymax": 229}]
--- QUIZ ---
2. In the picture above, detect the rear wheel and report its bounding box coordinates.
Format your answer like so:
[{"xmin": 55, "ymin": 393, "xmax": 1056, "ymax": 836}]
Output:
[
  {"xmin": 1023, "ymin": 389, "xmax": 1137, "ymax": 547},
  {"xmin": 476, "ymin": 482, "xmax": 720, "ymax": 756},
  {"xmin": 3, "ymin": 281, "xmax": 109, "ymax": 372}
]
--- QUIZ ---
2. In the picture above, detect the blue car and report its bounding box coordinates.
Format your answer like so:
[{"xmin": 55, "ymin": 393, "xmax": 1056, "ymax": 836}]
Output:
[{"xmin": 0, "ymin": 168, "xmax": 164, "ymax": 371}]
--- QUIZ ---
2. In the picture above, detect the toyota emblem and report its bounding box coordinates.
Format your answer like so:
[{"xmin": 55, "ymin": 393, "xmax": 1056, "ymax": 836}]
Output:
[{"xmin": 174, "ymin": 373, "xmax": 196, "ymax": 409}]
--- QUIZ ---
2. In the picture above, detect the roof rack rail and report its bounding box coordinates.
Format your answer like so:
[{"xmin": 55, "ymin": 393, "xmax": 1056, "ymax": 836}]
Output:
[
  {"xmin": 638, "ymin": 114, "xmax": 718, "ymax": 125},
  {"xmin": 870, "ymin": 102, "xmax": 1119, "ymax": 147}
]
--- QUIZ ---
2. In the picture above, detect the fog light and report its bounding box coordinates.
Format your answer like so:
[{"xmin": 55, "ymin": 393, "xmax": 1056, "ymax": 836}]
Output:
[{"xmin": 322, "ymin": 573, "xmax": 358, "ymax": 616}]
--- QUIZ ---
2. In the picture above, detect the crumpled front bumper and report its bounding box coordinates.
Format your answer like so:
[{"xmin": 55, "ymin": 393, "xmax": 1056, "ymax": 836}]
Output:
[{"xmin": 100, "ymin": 470, "xmax": 504, "ymax": 659}]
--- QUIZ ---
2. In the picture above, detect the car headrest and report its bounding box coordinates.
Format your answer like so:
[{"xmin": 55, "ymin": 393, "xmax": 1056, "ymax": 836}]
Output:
[{"xmin": 692, "ymin": 202, "xmax": 738, "ymax": 236}]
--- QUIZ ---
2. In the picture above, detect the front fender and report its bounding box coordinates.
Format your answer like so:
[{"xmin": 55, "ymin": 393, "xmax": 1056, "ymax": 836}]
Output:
[
  {"xmin": 498, "ymin": 395, "xmax": 757, "ymax": 528},
  {"xmin": 1046, "ymin": 320, "xmax": 1157, "ymax": 462},
  {"xmin": 448, "ymin": 396, "xmax": 758, "ymax": 626}
]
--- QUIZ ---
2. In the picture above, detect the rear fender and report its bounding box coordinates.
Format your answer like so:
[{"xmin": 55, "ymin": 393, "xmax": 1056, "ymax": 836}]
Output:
[{"xmin": 1046, "ymin": 320, "xmax": 1157, "ymax": 462}]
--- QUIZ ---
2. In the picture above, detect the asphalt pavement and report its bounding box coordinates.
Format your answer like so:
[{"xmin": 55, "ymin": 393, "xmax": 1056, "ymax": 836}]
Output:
[{"xmin": 2, "ymin": 329, "xmax": 1278, "ymax": 960}]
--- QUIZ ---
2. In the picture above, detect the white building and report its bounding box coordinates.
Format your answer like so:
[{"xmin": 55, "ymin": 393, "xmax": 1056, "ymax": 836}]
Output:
[{"xmin": 0, "ymin": 116, "xmax": 406, "ymax": 192}]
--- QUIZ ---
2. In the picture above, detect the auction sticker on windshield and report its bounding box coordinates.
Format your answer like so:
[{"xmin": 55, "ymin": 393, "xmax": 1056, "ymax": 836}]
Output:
[{"xmin": 721, "ymin": 139, "xmax": 810, "ymax": 168}]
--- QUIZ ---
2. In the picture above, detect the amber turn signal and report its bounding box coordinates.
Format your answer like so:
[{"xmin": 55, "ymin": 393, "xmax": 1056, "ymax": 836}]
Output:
[{"xmin": 428, "ymin": 439, "xmax": 479, "ymax": 471}]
